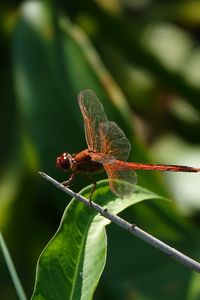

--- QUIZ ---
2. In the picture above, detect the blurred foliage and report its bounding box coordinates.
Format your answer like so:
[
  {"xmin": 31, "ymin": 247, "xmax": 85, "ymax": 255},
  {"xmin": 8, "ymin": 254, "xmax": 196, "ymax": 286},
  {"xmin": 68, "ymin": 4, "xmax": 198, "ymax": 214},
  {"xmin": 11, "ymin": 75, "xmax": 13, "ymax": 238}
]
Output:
[{"xmin": 0, "ymin": 0, "xmax": 200, "ymax": 299}]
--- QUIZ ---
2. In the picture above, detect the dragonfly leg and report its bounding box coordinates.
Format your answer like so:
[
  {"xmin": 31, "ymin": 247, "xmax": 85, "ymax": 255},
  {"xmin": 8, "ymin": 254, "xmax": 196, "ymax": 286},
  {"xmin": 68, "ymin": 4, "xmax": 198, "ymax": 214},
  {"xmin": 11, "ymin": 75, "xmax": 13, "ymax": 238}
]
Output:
[
  {"xmin": 61, "ymin": 172, "xmax": 76, "ymax": 186},
  {"xmin": 100, "ymin": 208, "xmax": 108, "ymax": 216},
  {"xmin": 82, "ymin": 173, "xmax": 97, "ymax": 207},
  {"xmin": 130, "ymin": 224, "xmax": 136, "ymax": 230}
]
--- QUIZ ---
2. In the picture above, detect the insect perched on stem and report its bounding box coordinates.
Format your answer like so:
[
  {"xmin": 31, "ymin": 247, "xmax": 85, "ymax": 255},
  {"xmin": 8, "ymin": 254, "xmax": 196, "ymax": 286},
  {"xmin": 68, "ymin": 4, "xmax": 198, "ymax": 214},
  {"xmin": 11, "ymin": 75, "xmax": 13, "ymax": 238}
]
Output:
[{"xmin": 56, "ymin": 90, "xmax": 200, "ymax": 202}]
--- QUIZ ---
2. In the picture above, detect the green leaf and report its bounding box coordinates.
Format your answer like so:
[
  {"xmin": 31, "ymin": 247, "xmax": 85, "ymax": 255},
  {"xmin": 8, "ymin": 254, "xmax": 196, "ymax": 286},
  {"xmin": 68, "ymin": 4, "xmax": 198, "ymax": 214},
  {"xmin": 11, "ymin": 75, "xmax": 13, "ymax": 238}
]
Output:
[
  {"xmin": 31, "ymin": 180, "xmax": 164, "ymax": 300},
  {"xmin": 12, "ymin": 1, "xmax": 170, "ymax": 199}
]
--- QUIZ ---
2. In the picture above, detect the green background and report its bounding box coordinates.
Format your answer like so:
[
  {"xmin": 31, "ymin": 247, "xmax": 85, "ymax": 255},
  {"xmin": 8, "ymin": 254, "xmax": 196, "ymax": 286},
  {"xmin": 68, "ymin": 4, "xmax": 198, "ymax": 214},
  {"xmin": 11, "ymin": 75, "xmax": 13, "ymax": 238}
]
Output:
[{"xmin": 0, "ymin": 1, "xmax": 200, "ymax": 299}]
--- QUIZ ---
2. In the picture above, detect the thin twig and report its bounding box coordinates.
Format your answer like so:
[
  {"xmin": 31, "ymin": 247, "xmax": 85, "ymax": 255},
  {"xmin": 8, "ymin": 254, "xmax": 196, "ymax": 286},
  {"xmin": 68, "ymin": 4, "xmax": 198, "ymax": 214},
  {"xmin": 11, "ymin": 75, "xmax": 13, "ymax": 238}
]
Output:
[{"xmin": 39, "ymin": 171, "xmax": 200, "ymax": 273}]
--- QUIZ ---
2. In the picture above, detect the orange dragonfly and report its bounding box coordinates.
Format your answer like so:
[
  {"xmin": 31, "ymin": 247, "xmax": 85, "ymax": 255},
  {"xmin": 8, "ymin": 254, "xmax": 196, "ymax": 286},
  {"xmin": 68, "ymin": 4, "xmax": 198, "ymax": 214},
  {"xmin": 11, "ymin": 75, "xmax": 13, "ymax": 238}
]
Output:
[{"xmin": 56, "ymin": 89, "xmax": 200, "ymax": 200}]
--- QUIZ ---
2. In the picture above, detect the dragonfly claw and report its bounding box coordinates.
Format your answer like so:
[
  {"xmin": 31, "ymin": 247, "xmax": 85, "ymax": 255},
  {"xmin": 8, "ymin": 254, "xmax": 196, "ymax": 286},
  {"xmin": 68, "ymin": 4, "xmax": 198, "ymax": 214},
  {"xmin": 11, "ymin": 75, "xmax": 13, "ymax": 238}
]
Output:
[{"xmin": 61, "ymin": 180, "xmax": 70, "ymax": 186}]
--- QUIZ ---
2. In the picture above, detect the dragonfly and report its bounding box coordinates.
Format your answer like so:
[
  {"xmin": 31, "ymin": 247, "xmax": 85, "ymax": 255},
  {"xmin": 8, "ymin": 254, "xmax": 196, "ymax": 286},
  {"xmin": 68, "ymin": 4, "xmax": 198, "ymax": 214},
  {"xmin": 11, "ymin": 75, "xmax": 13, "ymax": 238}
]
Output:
[{"xmin": 56, "ymin": 89, "xmax": 200, "ymax": 201}]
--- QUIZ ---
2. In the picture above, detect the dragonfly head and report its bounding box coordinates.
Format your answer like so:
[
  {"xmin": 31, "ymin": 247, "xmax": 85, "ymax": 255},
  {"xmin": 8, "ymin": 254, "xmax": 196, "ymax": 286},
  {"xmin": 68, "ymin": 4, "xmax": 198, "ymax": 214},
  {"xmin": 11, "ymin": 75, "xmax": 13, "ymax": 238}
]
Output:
[{"xmin": 56, "ymin": 152, "xmax": 72, "ymax": 171}]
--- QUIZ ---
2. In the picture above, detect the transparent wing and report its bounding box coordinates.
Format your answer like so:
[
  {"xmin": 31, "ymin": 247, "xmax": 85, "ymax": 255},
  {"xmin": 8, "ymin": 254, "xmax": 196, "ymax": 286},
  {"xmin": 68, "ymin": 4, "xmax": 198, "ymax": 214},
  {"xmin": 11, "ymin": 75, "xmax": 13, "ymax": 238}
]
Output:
[
  {"xmin": 79, "ymin": 90, "xmax": 131, "ymax": 163},
  {"xmin": 78, "ymin": 90, "xmax": 108, "ymax": 151},
  {"xmin": 99, "ymin": 121, "xmax": 131, "ymax": 161},
  {"xmin": 104, "ymin": 163, "xmax": 137, "ymax": 198}
]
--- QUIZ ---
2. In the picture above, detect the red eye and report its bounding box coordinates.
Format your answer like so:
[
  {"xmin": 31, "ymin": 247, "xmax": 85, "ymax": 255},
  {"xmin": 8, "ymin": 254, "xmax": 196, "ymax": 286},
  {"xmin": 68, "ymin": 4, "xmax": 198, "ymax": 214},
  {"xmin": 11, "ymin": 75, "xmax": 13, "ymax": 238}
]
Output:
[{"xmin": 56, "ymin": 152, "xmax": 71, "ymax": 171}]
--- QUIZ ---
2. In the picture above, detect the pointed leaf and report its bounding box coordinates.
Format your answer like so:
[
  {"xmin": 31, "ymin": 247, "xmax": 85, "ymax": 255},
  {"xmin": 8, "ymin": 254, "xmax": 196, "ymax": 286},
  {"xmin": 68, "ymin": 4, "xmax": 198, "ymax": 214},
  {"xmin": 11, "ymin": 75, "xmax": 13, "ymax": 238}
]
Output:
[{"xmin": 31, "ymin": 180, "xmax": 164, "ymax": 300}]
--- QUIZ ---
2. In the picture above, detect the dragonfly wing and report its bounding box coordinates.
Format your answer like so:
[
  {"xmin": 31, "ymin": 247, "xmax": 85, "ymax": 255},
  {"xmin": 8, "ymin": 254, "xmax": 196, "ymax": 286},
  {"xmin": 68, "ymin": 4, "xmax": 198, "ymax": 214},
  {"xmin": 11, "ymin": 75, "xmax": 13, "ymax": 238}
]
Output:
[
  {"xmin": 78, "ymin": 90, "xmax": 108, "ymax": 151},
  {"xmin": 100, "ymin": 121, "xmax": 131, "ymax": 161},
  {"xmin": 104, "ymin": 163, "xmax": 137, "ymax": 198},
  {"xmin": 88, "ymin": 152, "xmax": 116, "ymax": 164}
]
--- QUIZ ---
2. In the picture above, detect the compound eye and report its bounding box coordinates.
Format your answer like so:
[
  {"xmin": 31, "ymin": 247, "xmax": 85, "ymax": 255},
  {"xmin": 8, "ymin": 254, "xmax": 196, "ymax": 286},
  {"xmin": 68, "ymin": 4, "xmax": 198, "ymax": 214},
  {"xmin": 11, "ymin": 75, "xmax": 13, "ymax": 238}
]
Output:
[{"xmin": 56, "ymin": 152, "xmax": 71, "ymax": 171}]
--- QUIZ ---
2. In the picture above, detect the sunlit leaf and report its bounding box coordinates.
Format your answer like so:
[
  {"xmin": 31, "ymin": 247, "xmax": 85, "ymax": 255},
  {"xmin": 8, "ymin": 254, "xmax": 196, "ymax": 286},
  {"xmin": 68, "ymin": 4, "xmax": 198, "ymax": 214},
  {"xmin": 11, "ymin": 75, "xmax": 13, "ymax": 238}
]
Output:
[{"xmin": 31, "ymin": 181, "xmax": 164, "ymax": 300}]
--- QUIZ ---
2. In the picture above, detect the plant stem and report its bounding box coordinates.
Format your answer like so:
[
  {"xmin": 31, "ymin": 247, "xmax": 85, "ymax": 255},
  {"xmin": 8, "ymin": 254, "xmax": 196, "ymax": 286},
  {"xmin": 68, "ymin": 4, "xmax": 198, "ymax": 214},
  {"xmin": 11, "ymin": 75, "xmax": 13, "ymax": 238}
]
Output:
[
  {"xmin": 39, "ymin": 171, "xmax": 200, "ymax": 273},
  {"xmin": 0, "ymin": 232, "xmax": 27, "ymax": 300}
]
